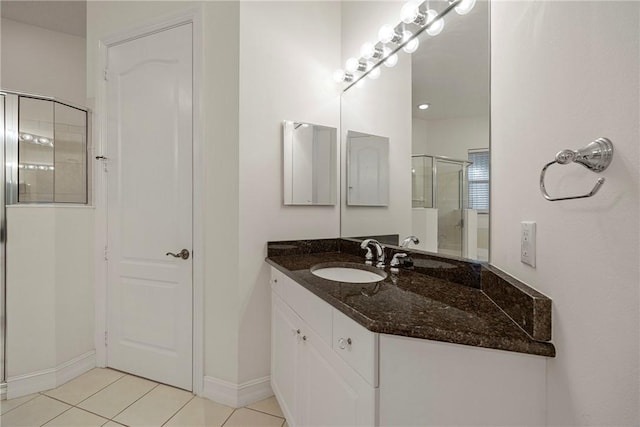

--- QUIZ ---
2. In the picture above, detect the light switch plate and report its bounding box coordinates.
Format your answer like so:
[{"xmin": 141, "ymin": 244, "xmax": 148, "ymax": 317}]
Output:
[{"xmin": 521, "ymin": 221, "xmax": 536, "ymax": 267}]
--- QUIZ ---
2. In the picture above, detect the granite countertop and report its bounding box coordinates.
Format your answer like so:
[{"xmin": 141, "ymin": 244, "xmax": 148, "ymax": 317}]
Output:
[{"xmin": 266, "ymin": 240, "xmax": 555, "ymax": 358}]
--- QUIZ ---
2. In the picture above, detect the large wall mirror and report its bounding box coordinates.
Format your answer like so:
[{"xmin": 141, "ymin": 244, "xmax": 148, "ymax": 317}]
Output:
[{"xmin": 340, "ymin": 0, "xmax": 490, "ymax": 261}]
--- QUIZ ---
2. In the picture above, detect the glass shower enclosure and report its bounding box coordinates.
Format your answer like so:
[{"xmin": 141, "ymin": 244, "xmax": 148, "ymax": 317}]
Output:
[
  {"xmin": 0, "ymin": 90, "xmax": 89, "ymax": 396},
  {"xmin": 412, "ymin": 154, "xmax": 471, "ymax": 258}
]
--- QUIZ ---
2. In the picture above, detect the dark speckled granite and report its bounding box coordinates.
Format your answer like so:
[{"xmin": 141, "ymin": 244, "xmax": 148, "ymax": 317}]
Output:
[
  {"xmin": 266, "ymin": 241, "xmax": 555, "ymax": 358},
  {"xmin": 266, "ymin": 239, "xmax": 340, "ymax": 257},
  {"xmin": 482, "ymin": 265, "xmax": 552, "ymax": 341}
]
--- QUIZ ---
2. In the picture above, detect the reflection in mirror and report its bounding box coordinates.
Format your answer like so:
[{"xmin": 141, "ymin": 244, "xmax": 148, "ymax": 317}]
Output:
[
  {"xmin": 282, "ymin": 121, "xmax": 337, "ymax": 205},
  {"xmin": 347, "ymin": 131, "xmax": 389, "ymax": 206},
  {"xmin": 340, "ymin": 0, "xmax": 489, "ymax": 261},
  {"xmin": 19, "ymin": 97, "xmax": 55, "ymax": 202}
]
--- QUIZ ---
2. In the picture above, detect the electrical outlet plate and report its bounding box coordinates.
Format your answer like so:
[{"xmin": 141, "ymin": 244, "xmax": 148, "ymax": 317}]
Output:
[{"xmin": 521, "ymin": 221, "xmax": 536, "ymax": 267}]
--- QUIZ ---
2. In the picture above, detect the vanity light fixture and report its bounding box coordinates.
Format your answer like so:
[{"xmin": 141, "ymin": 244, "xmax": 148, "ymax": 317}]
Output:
[
  {"xmin": 333, "ymin": 0, "xmax": 474, "ymax": 87},
  {"xmin": 418, "ymin": 103, "xmax": 430, "ymax": 110},
  {"xmin": 18, "ymin": 163, "xmax": 54, "ymax": 171}
]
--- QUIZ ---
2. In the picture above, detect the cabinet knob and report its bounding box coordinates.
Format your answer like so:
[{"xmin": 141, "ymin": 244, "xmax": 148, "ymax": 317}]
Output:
[
  {"xmin": 302, "ymin": 335, "xmax": 307, "ymax": 341},
  {"xmin": 338, "ymin": 337, "xmax": 352, "ymax": 349}
]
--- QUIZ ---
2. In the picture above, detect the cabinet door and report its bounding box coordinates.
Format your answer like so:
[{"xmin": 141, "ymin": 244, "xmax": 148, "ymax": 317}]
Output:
[
  {"xmin": 272, "ymin": 294, "xmax": 303, "ymax": 425},
  {"xmin": 300, "ymin": 326, "xmax": 377, "ymax": 427}
]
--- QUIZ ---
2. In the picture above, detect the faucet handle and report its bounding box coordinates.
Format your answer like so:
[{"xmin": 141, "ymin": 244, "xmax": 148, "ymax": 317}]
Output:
[
  {"xmin": 390, "ymin": 252, "xmax": 408, "ymax": 267},
  {"xmin": 400, "ymin": 235, "xmax": 420, "ymax": 248},
  {"xmin": 390, "ymin": 253, "xmax": 408, "ymax": 273}
]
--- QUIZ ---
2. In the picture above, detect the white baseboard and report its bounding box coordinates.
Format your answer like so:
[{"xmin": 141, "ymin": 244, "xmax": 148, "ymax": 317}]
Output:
[
  {"xmin": 1, "ymin": 382, "xmax": 7, "ymax": 400},
  {"xmin": 202, "ymin": 375, "xmax": 272, "ymax": 408},
  {"xmin": 6, "ymin": 350, "xmax": 95, "ymax": 399}
]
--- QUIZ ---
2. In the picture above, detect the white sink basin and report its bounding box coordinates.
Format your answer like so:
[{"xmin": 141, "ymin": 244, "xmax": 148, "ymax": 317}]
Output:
[{"xmin": 310, "ymin": 262, "xmax": 387, "ymax": 283}]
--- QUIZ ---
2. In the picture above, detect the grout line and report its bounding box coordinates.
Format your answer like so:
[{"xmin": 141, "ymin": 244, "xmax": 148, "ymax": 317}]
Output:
[
  {"xmin": 220, "ymin": 408, "xmax": 237, "ymax": 426},
  {"xmin": 109, "ymin": 383, "xmax": 160, "ymax": 422},
  {"xmin": 68, "ymin": 405, "xmax": 114, "ymax": 424},
  {"xmin": 244, "ymin": 406, "xmax": 285, "ymax": 420},
  {"xmin": 38, "ymin": 404, "xmax": 74, "ymax": 427},
  {"xmin": 160, "ymin": 394, "xmax": 196, "ymax": 426},
  {"xmin": 1, "ymin": 393, "xmax": 40, "ymax": 416},
  {"xmin": 74, "ymin": 372, "xmax": 129, "ymax": 406}
]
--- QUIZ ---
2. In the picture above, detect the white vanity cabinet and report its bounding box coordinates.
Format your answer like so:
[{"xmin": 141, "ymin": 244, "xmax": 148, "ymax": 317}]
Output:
[
  {"xmin": 271, "ymin": 269, "xmax": 377, "ymax": 427},
  {"xmin": 270, "ymin": 267, "xmax": 547, "ymax": 427}
]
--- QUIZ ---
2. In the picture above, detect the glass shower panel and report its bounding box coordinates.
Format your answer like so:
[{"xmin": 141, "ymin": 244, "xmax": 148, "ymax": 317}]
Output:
[
  {"xmin": 436, "ymin": 160, "xmax": 463, "ymax": 257},
  {"xmin": 411, "ymin": 156, "xmax": 433, "ymax": 208},
  {"xmin": 18, "ymin": 98, "xmax": 54, "ymax": 202},
  {"xmin": 54, "ymin": 103, "xmax": 87, "ymax": 203}
]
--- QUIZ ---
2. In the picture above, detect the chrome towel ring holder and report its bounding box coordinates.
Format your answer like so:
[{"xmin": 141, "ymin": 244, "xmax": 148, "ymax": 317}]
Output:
[{"xmin": 539, "ymin": 137, "xmax": 614, "ymax": 201}]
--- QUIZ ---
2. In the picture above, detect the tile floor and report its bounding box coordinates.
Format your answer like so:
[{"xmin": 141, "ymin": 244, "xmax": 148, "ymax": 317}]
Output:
[{"xmin": 0, "ymin": 368, "xmax": 288, "ymax": 427}]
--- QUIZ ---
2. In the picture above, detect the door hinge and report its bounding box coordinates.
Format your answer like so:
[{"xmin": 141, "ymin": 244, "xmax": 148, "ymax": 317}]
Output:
[
  {"xmin": 104, "ymin": 331, "xmax": 108, "ymax": 347},
  {"xmin": 104, "ymin": 245, "xmax": 108, "ymax": 261},
  {"xmin": 103, "ymin": 69, "xmax": 109, "ymax": 81}
]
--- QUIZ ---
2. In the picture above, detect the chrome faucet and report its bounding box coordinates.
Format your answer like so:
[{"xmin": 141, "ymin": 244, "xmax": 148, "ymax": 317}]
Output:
[
  {"xmin": 400, "ymin": 235, "xmax": 420, "ymax": 248},
  {"xmin": 360, "ymin": 239, "xmax": 385, "ymax": 268}
]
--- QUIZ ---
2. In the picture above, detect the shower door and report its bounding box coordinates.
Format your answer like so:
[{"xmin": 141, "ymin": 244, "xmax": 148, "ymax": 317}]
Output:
[{"xmin": 435, "ymin": 160, "xmax": 464, "ymax": 257}]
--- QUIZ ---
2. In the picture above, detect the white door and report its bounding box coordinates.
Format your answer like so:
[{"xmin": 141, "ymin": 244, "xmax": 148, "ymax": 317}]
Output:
[{"xmin": 105, "ymin": 23, "xmax": 193, "ymax": 390}]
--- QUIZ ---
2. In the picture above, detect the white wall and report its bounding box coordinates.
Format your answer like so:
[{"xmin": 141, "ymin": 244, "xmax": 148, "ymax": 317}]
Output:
[
  {"xmin": 491, "ymin": 2, "xmax": 639, "ymax": 425},
  {"xmin": 238, "ymin": 0, "xmax": 341, "ymax": 384},
  {"xmin": 1, "ymin": 18, "xmax": 86, "ymax": 106},
  {"xmin": 6, "ymin": 206, "xmax": 94, "ymax": 377},
  {"xmin": 412, "ymin": 115, "xmax": 489, "ymax": 159},
  {"xmin": 340, "ymin": 1, "xmax": 412, "ymax": 240}
]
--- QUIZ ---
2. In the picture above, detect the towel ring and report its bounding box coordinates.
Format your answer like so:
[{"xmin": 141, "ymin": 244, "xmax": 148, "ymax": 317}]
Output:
[{"xmin": 539, "ymin": 137, "xmax": 614, "ymax": 202}]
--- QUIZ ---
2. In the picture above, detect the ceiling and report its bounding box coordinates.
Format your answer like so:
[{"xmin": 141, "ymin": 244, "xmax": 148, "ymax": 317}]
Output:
[
  {"xmin": 1, "ymin": 0, "xmax": 86, "ymax": 37},
  {"xmin": 411, "ymin": 0, "xmax": 490, "ymax": 121}
]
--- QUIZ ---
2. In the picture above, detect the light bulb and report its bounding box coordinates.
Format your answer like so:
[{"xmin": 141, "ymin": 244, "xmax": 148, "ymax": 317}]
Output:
[
  {"xmin": 455, "ymin": 0, "xmax": 476, "ymax": 15},
  {"xmin": 426, "ymin": 10, "xmax": 444, "ymax": 36},
  {"xmin": 402, "ymin": 31, "xmax": 419, "ymax": 54},
  {"xmin": 38, "ymin": 137, "xmax": 49, "ymax": 145},
  {"xmin": 333, "ymin": 69, "xmax": 346, "ymax": 82},
  {"xmin": 400, "ymin": 2, "xmax": 420, "ymax": 24},
  {"xmin": 383, "ymin": 48, "xmax": 399, "ymax": 67},
  {"xmin": 418, "ymin": 103, "xmax": 430, "ymax": 110},
  {"xmin": 360, "ymin": 42, "xmax": 375, "ymax": 59},
  {"xmin": 21, "ymin": 133, "xmax": 33, "ymax": 141},
  {"xmin": 368, "ymin": 66, "xmax": 381, "ymax": 80},
  {"xmin": 378, "ymin": 24, "xmax": 401, "ymax": 44},
  {"xmin": 345, "ymin": 57, "xmax": 366, "ymax": 73}
]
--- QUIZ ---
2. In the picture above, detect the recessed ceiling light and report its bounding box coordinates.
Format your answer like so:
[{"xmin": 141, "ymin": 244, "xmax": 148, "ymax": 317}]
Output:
[{"xmin": 418, "ymin": 103, "xmax": 430, "ymax": 110}]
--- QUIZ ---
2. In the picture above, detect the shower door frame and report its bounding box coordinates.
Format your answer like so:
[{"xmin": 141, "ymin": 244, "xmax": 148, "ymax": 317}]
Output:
[{"xmin": 0, "ymin": 93, "xmax": 6, "ymax": 397}]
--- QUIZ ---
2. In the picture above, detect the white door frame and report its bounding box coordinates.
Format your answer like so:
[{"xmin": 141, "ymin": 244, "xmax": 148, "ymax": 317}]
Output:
[{"xmin": 93, "ymin": 6, "xmax": 204, "ymax": 395}]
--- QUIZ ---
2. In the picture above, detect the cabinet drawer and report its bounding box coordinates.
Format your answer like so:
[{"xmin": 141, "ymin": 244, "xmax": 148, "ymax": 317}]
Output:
[
  {"xmin": 270, "ymin": 268, "xmax": 286, "ymax": 299},
  {"xmin": 282, "ymin": 274, "xmax": 333, "ymax": 346},
  {"xmin": 332, "ymin": 309, "xmax": 379, "ymax": 387}
]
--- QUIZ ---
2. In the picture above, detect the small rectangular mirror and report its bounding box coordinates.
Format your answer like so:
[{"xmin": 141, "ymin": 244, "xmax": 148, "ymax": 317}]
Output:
[
  {"xmin": 282, "ymin": 121, "xmax": 337, "ymax": 205},
  {"xmin": 346, "ymin": 130, "xmax": 389, "ymax": 206}
]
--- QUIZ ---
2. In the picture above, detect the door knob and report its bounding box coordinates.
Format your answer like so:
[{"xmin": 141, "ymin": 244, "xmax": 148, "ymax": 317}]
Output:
[{"xmin": 166, "ymin": 249, "xmax": 190, "ymax": 260}]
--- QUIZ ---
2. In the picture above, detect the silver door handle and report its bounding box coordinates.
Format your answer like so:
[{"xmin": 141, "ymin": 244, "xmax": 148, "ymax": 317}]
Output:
[{"xmin": 166, "ymin": 249, "xmax": 190, "ymax": 260}]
